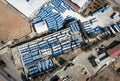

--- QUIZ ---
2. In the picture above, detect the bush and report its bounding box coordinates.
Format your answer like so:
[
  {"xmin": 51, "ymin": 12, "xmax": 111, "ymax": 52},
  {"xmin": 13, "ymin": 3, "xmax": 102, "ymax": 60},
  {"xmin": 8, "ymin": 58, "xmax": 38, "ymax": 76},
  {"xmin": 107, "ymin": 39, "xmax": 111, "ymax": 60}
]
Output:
[
  {"xmin": 0, "ymin": 59, "xmax": 6, "ymax": 68},
  {"xmin": 25, "ymin": 36, "xmax": 30, "ymax": 40},
  {"xmin": 81, "ymin": 45, "xmax": 92, "ymax": 52},
  {"xmin": 91, "ymin": 41, "xmax": 99, "ymax": 47},
  {"xmin": 56, "ymin": 57, "xmax": 66, "ymax": 65},
  {"xmin": 1, "ymin": 40, "xmax": 5, "ymax": 45},
  {"xmin": 99, "ymin": 75, "xmax": 105, "ymax": 81},
  {"xmin": 88, "ymin": 33, "xmax": 98, "ymax": 38},
  {"xmin": 88, "ymin": 55, "xmax": 97, "ymax": 67}
]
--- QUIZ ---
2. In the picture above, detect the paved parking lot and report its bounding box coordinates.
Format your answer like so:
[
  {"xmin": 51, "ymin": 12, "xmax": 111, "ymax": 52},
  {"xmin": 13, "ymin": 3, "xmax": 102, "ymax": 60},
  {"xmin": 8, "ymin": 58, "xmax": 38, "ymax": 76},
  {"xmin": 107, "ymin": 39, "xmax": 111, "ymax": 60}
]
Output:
[
  {"xmin": 55, "ymin": 65, "xmax": 89, "ymax": 81},
  {"xmin": 96, "ymin": 7, "xmax": 120, "ymax": 26},
  {"xmin": 62, "ymin": 5, "xmax": 120, "ymax": 29},
  {"xmin": 73, "ymin": 51, "xmax": 96, "ymax": 76}
]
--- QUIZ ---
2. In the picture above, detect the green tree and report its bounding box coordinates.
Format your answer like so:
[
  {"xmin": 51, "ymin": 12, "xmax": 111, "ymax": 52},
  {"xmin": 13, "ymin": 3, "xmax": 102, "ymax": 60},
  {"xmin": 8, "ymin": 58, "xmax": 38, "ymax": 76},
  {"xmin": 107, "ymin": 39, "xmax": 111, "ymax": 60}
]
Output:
[
  {"xmin": 25, "ymin": 36, "xmax": 30, "ymax": 40},
  {"xmin": 99, "ymin": 75, "xmax": 105, "ymax": 81},
  {"xmin": 1, "ymin": 40, "xmax": 5, "ymax": 45},
  {"xmin": 0, "ymin": 59, "xmax": 6, "ymax": 68}
]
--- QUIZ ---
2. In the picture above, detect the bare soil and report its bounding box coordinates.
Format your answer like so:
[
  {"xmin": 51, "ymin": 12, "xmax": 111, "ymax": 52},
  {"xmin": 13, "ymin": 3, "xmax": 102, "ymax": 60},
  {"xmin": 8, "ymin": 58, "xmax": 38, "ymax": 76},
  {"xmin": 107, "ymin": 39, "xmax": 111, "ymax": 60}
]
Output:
[
  {"xmin": 92, "ymin": 65, "xmax": 120, "ymax": 81},
  {"xmin": 113, "ymin": 57, "xmax": 120, "ymax": 69},
  {"xmin": 0, "ymin": 1, "xmax": 30, "ymax": 43}
]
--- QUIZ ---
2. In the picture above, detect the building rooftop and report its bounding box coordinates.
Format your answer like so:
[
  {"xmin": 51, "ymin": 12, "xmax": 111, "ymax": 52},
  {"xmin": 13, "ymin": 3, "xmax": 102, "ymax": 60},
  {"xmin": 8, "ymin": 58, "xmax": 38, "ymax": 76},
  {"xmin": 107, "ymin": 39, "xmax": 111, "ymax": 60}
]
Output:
[
  {"xmin": 34, "ymin": 21, "xmax": 48, "ymax": 34},
  {"xmin": 66, "ymin": 0, "xmax": 80, "ymax": 11},
  {"xmin": 5, "ymin": 0, "xmax": 50, "ymax": 18},
  {"xmin": 71, "ymin": 0, "xmax": 88, "ymax": 8},
  {"xmin": 106, "ymin": 44, "xmax": 120, "ymax": 58}
]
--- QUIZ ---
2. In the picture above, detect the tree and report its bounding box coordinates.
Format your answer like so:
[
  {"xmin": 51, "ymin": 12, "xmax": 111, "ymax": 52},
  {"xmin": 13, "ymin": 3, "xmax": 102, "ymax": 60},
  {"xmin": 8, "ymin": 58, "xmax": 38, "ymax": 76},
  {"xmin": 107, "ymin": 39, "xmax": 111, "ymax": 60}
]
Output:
[
  {"xmin": 99, "ymin": 75, "xmax": 105, "ymax": 81},
  {"xmin": 56, "ymin": 57, "xmax": 66, "ymax": 65},
  {"xmin": 0, "ymin": 59, "xmax": 6, "ymax": 68},
  {"xmin": 25, "ymin": 36, "xmax": 30, "ymax": 40},
  {"xmin": 1, "ymin": 40, "xmax": 5, "ymax": 45},
  {"xmin": 88, "ymin": 55, "xmax": 97, "ymax": 67}
]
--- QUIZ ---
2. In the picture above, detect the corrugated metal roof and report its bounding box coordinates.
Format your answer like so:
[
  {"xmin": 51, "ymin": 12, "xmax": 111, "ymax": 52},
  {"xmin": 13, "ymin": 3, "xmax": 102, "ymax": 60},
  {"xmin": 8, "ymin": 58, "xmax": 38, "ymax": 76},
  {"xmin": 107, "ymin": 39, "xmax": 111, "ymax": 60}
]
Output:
[
  {"xmin": 71, "ymin": 0, "xmax": 88, "ymax": 8},
  {"xmin": 106, "ymin": 44, "xmax": 120, "ymax": 58},
  {"xmin": 66, "ymin": 0, "xmax": 80, "ymax": 11},
  {"xmin": 5, "ymin": 0, "xmax": 49, "ymax": 18}
]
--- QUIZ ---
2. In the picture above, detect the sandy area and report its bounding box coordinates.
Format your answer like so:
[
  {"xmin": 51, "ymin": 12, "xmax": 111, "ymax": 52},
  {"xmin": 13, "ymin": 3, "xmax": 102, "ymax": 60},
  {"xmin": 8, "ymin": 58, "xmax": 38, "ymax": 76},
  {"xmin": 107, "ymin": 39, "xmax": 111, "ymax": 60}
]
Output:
[{"xmin": 0, "ymin": 1, "xmax": 30, "ymax": 43}]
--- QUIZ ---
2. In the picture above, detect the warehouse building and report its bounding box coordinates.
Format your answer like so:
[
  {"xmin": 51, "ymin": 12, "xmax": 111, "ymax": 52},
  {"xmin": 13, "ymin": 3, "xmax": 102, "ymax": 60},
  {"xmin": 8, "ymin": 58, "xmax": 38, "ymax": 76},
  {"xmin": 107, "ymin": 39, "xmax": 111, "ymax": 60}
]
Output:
[
  {"xmin": 33, "ymin": 21, "xmax": 48, "ymax": 35},
  {"xmin": 95, "ymin": 42, "xmax": 120, "ymax": 66},
  {"xmin": 32, "ymin": 0, "xmax": 77, "ymax": 34},
  {"xmin": 11, "ymin": 21, "xmax": 88, "ymax": 77},
  {"xmin": 66, "ymin": 0, "xmax": 80, "ymax": 12},
  {"xmin": 106, "ymin": 44, "xmax": 120, "ymax": 58},
  {"xmin": 83, "ymin": 0, "xmax": 108, "ymax": 16},
  {"xmin": 71, "ymin": 0, "xmax": 89, "ymax": 8},
  {"xmin": 95, "ymin": 53, "xmax": 114, "ymax": 66},
  {"xmin": 5, "ymin": 0, "xmax": 50, "ymax": 18}
]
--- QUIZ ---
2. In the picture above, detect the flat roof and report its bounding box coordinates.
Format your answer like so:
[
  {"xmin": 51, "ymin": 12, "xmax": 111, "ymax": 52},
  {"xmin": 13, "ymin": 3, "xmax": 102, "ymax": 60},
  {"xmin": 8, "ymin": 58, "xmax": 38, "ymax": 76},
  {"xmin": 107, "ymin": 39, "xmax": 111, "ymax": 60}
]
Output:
[
  {"xmin": 5, "ymin": 0, "xmax": 49, "ymax": 18},
  {"xmin": 34, "ymin": 21, "xmax": 48, "ymax": 34},
  {"xmin": 71, "ymin": 0, "xmax": 88, "ymax": 8}
]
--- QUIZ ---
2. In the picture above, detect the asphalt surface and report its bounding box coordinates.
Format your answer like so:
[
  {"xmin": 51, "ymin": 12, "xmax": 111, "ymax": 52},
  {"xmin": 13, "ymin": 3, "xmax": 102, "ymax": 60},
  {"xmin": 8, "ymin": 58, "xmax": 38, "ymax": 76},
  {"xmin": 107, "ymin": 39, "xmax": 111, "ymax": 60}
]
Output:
[
  {"xmin": 0, "ymin": 69, "xmax": 16, "ymax": 81},
  {"xmin": 73, "ymin": 34, "xmax": 120, "ymax": 75},
  {"xmin": 54, "ymin": 34, "xmax": 120, "ymax": 81},
  {"xmin": 1, "ymin": 53, "xmax": 23, "ymax": 81}
]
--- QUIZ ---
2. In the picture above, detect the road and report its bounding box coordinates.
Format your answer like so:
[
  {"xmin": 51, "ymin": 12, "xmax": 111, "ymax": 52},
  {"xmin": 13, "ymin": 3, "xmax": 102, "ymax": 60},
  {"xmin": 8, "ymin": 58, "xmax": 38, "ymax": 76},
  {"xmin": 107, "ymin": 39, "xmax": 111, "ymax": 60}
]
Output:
[
  {"xmin": 1, "ymin": 52, "xmax": 23, "ymax": 81},
  {"xmin": 0, "ymin": 69, "xmax": 16, "ymax": 81}
]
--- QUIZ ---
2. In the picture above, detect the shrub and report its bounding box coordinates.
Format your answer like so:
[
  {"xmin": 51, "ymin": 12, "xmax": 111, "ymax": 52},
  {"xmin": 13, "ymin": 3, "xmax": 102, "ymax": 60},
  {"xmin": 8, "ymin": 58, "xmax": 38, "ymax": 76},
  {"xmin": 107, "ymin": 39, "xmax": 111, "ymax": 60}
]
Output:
[
  {"xmin": 0, "ymin": 59, "xmax": 6, "ymax": 68},
  {"xmin": 1, "ymin": 40, "xmax": 5, "ymax": 45}
]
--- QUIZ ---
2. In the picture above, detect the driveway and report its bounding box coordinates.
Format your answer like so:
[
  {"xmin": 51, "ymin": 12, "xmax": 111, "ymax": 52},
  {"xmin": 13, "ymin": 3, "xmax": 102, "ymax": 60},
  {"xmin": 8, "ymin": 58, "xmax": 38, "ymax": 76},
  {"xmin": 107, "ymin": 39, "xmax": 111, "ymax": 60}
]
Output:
[{"xmin": 55, "ymin": 65, "xmax": 89, "ymax": 81}]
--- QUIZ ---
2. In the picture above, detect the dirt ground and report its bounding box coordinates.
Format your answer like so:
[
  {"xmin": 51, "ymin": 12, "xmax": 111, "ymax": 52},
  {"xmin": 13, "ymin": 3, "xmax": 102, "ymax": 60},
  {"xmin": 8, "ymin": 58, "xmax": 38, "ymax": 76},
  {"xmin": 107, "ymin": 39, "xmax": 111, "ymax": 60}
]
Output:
[
  {"xmin": 0, "ymin": 1, "xmax": 30, "ymax": 43},
  {"xmin": 91, "ymin": 65, "xmax": 120, "ymax": 81},
  {"xmin": 56, "ymin": 65, "xmax": 89, "ymax": 81},
  {"xmin": 113, "ymin": 57, "xmax": 120, "ymax": 69}
]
